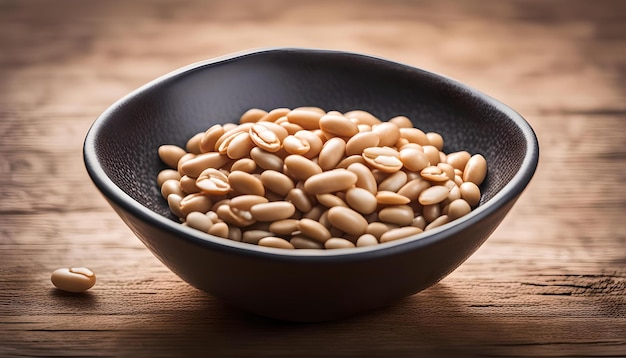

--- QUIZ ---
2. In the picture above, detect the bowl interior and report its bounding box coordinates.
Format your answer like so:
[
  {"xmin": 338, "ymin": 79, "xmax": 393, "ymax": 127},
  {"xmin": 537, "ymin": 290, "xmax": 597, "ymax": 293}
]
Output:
[{"xmin": 89, "ymin": 48, "xmax": 533, "ymax": 230}]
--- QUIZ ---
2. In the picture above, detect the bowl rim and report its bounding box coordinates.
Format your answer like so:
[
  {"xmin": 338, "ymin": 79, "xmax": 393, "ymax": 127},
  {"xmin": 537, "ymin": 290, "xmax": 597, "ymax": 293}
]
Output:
[{"xmin": 83, "ymin": 47, "xmax": 539, "ymax": 261}]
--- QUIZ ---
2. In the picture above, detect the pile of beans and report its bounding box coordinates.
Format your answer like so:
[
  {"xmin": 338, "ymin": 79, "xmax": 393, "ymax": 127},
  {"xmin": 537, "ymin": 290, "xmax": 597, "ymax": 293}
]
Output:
[{"xmin": 157, "ymin": 107, "xmax": 487, "ymax": 250}]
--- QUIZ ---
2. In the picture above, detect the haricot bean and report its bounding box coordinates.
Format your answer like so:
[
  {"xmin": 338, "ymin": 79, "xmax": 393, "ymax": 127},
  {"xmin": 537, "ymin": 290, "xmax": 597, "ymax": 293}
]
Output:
[{"xmin": 157, "ymin": 107, "xmax": 487, "ymax": 249}]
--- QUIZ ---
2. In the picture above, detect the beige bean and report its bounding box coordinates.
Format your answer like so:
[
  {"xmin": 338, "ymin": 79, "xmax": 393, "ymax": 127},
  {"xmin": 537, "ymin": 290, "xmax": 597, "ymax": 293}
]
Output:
[
  {"xmin": 303, "ymin": 169, "xmax": 357, "ymax": 195},
  {"xmin": 290, "ymin": 236, "xmax": 324, "ymax": 249},
  {"xmin": 446, "ymin": 151, "xmax": 471, "ymax": 171},
  {"xmin": 282, "ymin": 135, "xmax": 310, "ymax": 155},
  {"xmin": 347, "ymin": 163, "xmax": 378, "ymax": 194},
  {"xmin": 325, "ymin": 238, "xmax": 356, "ymax": 249},
  {"xmin": 242, "ymin": 230, "xmax": 274, "ymax": 244},
  {"xmin": 258, "ymin": 108, "xmax": 291, "ymax": 122},
  {"xmin": 395, "ymin": 138, "xmax": 410, "ymax": 149},
  {"xmin": 345, "ymin": 187, "xmax": 378, "ymax": 215},
  {"xmin": 228, "ymin": 171, "xmax": 265, "ymax": 196},
  {"xmin": 298, "ymin": 218, "xmax": 331, "ymax": 243},
  {"xmin": 196, "ymin": 168, "xmax": 231, "ymax": 195},
  {"xmin": 216, "ymin": 204, "xmax": 255, "ymax": 227},
  {"xmin": 411, "ymin": 216, "xmax": 427, "ymax": 230},
  {"xmin": 420, "ymin": 166, "xmax": 448, "ymax": 182},
  {"xmin": 438, "ymin": 163, "xmax": 456, "ymax": 181},
  {"xmin": 463, "ymin": 154, "xmax": 487, "ymax": 186},
  {"xmin": 167, "ymin": 194, "xmax": 184, "ymax": 218},
  {"xmin": 345, "ymin": 131, "xmax": 380, "ymax": 156},
  {"xmin": 418, "ymin": 185, "xmax": 450, "ymax": 205},
  {"xmin": 185, "ymin": 132, "xmax": 204, "ymax": 154},
  {"xmin": 460, "ymin": 182, "xmax": 481, "ymax": 207},
  {"xmin": 316, "ymin": 193, "xmax": 348, "ymax": 208},
  {"xmin": 356, "ymin": 233, "xmax": 379, "ymax": 247},
  {"xmin": 327, "ymin": 206, "xmax": 368, "ymax": 235},
  {"xmin": 400, "ymin": 148, "xmax": 430, "ymax": 172},
  {"xmin": 258, "ymin": 237, "xmax": 295, "ymax": 249},
  {"xmin": 318, "ymin": 137, "xmax": 347, "ymax": 171},
  {"xmin": 380, "ymin": 226, "xmax": 423, "ymax": 243},
  {"xmin": 378, "ymin": 170, "xmax": 408, "ymax": 192},
  {"xmin": 423, "ymin": 145, "xmax": 441, "ymax": 165},
  {"xmin": 285, "ymin": 188, "xmax": 313, "ymax": 212},
  {"xmin": 250, "ymin": 201, "xmax": 296, "ymax": 221},
  {"xmin": 269, "ymin": 219, "xmax": 300, "ymax": 236},
  {"xmin": 176, "ymin": 152, "xmax": 196, "ymax": 173},
  {"xmin": 158, "ymin": 145, "xmax": 187, "ymax": 169},
  {"xmin": 220, "ymin": 131, "xmax": 254, "ymax": 159},
  {"xmin": 319, "ymin": 113, "xmax": 359, "ymax": 138},
  {"xmin": 161, "ymin": 179, "xmax": 184, "ymax": 199},
  {"xmin": 397, "ymin": 178, "xmax": 431, "ymax": 200},
  {"xmin": 229, "ymin": 195, "xmax": 269, "ymax": 212},
  {"xmin": 337, "ymin": 155, "xmax": 366, "ymax": 169},
  {"xmin": 239, "ymin": 108, "xmax": 268, "ymax": 123},
  {"xmin": 357, "ymin": 124, "xmax": 372, "ymax": 132},
  {"xmin": 454, "ymin": 174, "xmax": 464, "ymax": 187},
  {"xmin": 181, "ymin": 152, "xmax": 230, "ymax": 178},
  {"xmin": 294, "ymin": 106, "xmax": 326, "ymax": 114},
  {"xmin": 260, "ymin": 170, "xmax": 294, "ymax": 196},
  {"xmin": 179, "ymin": 175, "xmax": 200, "ymax": 194},
  {"xmin": 206, "ymin": 210, "xmax": 219, "ymax": 223},
  {"xmin": 375, "ymin": 191, "xmax": 411, "ymax": 205},
  {"xmin": 440, "ymin": 188, "xmax": 456, "ymax": 209},
  {"xmin": 378, "ymin": 205, "xmax": 414, "ymax": 226},
  {"xmin": 249, "ymin": 124, "xmax": 281, "ymax": 152},
  {"xmin": 388, "ymin": 115, "xmax": 413, "ymax": 128},
  {"xmin": 199, "ymin": 124, "xmax": 225, "ymax": 153},
  {"xmin": 186, "ymin": 211, "xmax": 214, "ymax": 232},
  {"xmin": 231, "ymin": 158, "xmax": 257, "ymax": 173},
  {"xmin": 250, "ymin": 147, "xmax": 284, "ymax": 172},
  {"xmin": 446, "ymin": 199, "xmax": 472, "ymax": 220},
  {"xmin": 372, "ymin": 122, "xmax": 401, "ymax": 147},
  {"xmin": 366, "ymin": 222, "xmax": 391, "ymax": 239},
  {"xmin": 294, "ymin": 130, "xmax": 323, "ymax": 158},
  {"xmin": 280, "ymin": 122, "xmax": 305, "ymax": 135},
  {"xmin": 208, "ymin": 222, "xmax": 230, "ymax": 238},
  {"xmin": 399, "ymin": 142, "xmax": 422, "ymax": 151},
  {"xmin": 211, "ymin": 198, "xmax": 230, "ymax": 213},
  {"xmin": 179, "ymin": 193, "xmax": 212, "ymax": 217},
  {"xmin": 362, "ymin": 146, "xmax": 403, "ymax": 173},
  {"xmin": 422, "ymin": 204, "xmax": 441, "ymax": 223},
  {"xmin": 224, "ymin": 122, "xmax": 242, "ymax": 131},
  {"xmin": 426, "ymin": 132, "xmax": 444, "ymax": 151},
  {"xmin": 343, "ymin": 110, "xmax": 381, "ymax": 126},
  {"xmin": 215, "ymin": 122, "xmax": 254, "ymax": 152},
  {"xmin": 425, "ymin": 215, "xmax": 450, "ymax": 231},
  {"xmin": 157, "ymin": 169, "xmax": 181, "ymax": 187},
  {"xmin": 447, "ymin": 185, "xmax": 462, "ymax": 203},
  {"xmin": 51, "ymin": 267, "xmax": 96, "ymax": 293},
  {"xmin": 287, "ymin": 109, "xmax": 323, "ymax": 130},
  {"xmin": 284, "ymin": 155, "xmax": 323, "ymax": 181},
  {"xmin": 400, "ymin": 127, "xmax": 429, "ymax": 145}
]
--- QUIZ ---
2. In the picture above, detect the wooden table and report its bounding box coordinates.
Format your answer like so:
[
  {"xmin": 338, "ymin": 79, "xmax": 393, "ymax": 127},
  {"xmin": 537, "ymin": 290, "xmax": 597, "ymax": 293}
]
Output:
[{"xmin": 2, "ymin": 0, "xmax": 624, "ymax": 356}]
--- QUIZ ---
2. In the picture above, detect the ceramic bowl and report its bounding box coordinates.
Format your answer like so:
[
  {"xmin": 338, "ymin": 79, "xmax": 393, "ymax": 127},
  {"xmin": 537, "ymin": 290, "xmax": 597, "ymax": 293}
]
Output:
[{"xmin": 84, "ymin": 48, "xmax": 539, "ymax": 322}]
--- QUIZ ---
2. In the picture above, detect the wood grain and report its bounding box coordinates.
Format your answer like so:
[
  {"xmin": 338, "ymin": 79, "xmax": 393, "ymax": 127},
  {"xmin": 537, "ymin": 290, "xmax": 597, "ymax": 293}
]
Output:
[{"xmin": 1, "ymin": 0, "xmax": 625, "ymax": 357}]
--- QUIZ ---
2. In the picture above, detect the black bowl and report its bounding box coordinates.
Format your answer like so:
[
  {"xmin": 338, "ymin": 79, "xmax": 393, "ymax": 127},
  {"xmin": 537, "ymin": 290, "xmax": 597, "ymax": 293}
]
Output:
[{"xmin": 84, "ymin": 48, "xmax": 538, "ymax": 322}]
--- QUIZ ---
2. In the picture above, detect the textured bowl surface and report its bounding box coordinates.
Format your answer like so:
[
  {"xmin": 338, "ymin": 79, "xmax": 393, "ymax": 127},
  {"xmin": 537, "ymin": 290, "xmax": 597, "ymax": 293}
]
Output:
[{"xmin": 84, "ymin": 48, "xmax": 538, "ymax": 322}]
